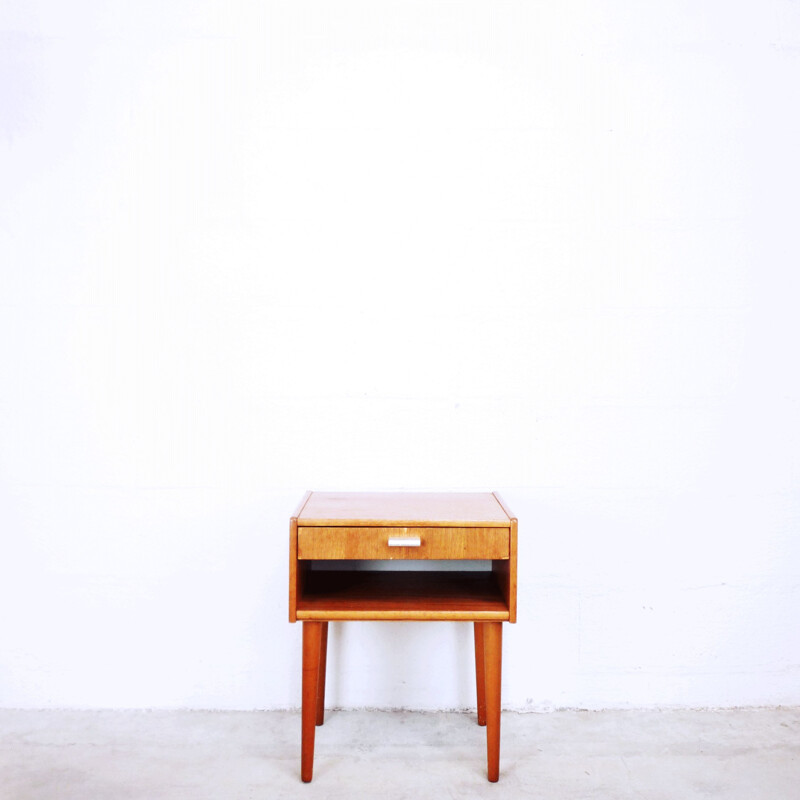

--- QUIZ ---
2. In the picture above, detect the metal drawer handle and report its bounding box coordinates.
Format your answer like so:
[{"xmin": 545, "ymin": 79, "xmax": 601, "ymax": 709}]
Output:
[{"xmin": 388, "ymin": 537, "xmax": 421, "ymax": 547}]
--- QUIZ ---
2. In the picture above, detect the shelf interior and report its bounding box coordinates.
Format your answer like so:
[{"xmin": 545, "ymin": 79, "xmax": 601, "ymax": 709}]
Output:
[{"xmin": 296, "ymin": 568, "xmax": 510, "ymax": 620}]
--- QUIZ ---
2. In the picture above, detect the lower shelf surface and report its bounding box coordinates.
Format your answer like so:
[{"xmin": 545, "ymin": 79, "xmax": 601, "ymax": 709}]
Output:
[{"xmin": 296, "ymin": 570, "xmax": 510, "ymax": 621}]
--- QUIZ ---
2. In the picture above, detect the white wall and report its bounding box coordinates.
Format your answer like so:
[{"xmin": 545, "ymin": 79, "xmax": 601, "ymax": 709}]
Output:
[{"xmin": 2, "ymin": 1, "xmax": 799, "ymax": 711}]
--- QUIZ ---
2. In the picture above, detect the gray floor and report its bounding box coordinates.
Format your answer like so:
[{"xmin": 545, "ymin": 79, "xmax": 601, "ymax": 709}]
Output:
[{"xmin": 1, "ymin": 708, "xmax": 798, "ymax": 799}]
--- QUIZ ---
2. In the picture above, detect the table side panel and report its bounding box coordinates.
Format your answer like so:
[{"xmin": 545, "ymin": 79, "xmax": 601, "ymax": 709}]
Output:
[
  {"xmin": 491, "ymin": 517, "xmax": 517, "ymax": 623},
  {"xmin": 289, "ymin": 518, "xmax": 298, "ymax": 622}
]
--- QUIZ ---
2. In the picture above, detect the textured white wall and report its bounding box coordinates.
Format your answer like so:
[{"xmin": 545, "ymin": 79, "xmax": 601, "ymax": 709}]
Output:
[{"xmin": 1, "ymin": 1, "xmax": 799, "ymax": 710}]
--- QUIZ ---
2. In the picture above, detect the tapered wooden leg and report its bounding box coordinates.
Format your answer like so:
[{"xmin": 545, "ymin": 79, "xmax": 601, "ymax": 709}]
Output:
[
  {"xmin": 483, "ymin": 621, "xmax": 503, "ymax": 782},
  {"xmin": 316, "ymin": 621, "xmax": 328, "ymax": 726},
  {"xmin": 474, "ymin": 622, "xmax": 486, "ymax": 726},
  {"xmin": 301, "ymin": 621, "xmax": 324, "ymax": 782}
]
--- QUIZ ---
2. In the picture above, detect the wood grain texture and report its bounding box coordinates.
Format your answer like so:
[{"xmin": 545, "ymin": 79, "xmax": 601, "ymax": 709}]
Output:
[
  {"xmin": 474, "ymin": 622, "xmax": 487, "ymax": 726},
  {"xmin": 298, "ymin": 526, "xmax": 509, "ymax": 560},
  {"xmin": 289, "ymin": 492, "xmax": 312, "ymax": 623},
  {"xmin": 301, "ymin": 621, "xmax": 323, "ymax": 782},
  {"xmin": 298, "ymin": 492, "xmax": 511, "ymax": 527},
  {"xmin": 316, "ymin": 621, "xmax": 328, "ymax": 726},
  {"xmin": 492, "ymin": 520, "xmax": 517, "ymax": 623},
  {"xmin": 490, "ymin": 495, "xmax": 517, "ymax": 623},
  {"xmin": 296, "ymin": 571, "xmax": 510, "ymax": 621},
  {"xmin": 508, "ymin": 517, "xmax": 518, "ymax": 623},
  {"xmin": 482, "ymin": 620, "xmax": 503, "ymax": 782},
  {"xmin": 289, "ymin": 516, "xmax": 299, "ymax": 623}
]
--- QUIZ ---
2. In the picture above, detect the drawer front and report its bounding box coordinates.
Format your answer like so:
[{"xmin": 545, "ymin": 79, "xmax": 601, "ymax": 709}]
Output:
[{"xmin": 297, "ymin": 526, "xmax": 509, "ymax": 560}]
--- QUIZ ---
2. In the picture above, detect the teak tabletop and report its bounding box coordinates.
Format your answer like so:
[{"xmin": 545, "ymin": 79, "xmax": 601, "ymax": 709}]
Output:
[
  {"xmin": 289, "ymin": 490, "xmax": 518, "ymax": 783},
  {"xmin": 297, "ymin": 491, "xmax": 512, "ymax": 527}
]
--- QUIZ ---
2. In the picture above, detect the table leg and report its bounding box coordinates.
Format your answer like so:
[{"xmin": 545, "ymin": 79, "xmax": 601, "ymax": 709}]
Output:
[
  {"xmin": 474, "ymin": 622, "xmax": 486, "ymax": 726},
  {"xmin": 316, "ymin": 621, "xmax": 329, "ymax": 726},
  {"xmin": 483, "ymin": 620, "xmax": 503, "ymax": 782},
  {"xmin": 302, "ymin": 621, "xmax": 324, "ymax": 782}
]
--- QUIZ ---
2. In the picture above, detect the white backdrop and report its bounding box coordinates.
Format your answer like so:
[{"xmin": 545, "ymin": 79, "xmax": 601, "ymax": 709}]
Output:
[{"xmin": 2, "ymin": 1, "xmax": 799, "ymax": 710}]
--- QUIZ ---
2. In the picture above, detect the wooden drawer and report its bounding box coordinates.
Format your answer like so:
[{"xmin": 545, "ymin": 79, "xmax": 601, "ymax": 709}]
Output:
[{"xmin": 297, "ymin": 526, "xmax": 509, "ymax": 560}]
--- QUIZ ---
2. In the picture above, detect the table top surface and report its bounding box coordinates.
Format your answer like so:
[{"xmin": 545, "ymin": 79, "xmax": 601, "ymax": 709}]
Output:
[{"xmin": 296, "ymin": 491, "xmax": 514, "ymax": 527}]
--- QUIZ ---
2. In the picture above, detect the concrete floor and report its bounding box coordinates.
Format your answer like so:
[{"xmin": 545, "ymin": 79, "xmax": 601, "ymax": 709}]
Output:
[{"xmin": 1, "ymin": 708, "xmax": 798, "ymax": 800}]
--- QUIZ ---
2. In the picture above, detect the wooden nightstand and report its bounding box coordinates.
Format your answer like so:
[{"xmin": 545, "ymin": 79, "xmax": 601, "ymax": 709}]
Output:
[{"xmin": 289, "ymin": 491, "xmax": 518, "ymax": 782}]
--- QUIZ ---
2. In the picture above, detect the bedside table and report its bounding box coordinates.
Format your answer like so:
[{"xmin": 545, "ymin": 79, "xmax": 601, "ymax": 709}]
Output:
[{"xmin": 289, "ymin": 491, "xmax": 518, "ymax": 782}]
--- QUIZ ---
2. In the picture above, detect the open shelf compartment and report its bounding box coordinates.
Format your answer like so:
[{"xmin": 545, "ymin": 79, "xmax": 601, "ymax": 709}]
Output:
[{"xmin": 295, "ymin": 568, "xmax": 510, "ymax": 621}]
